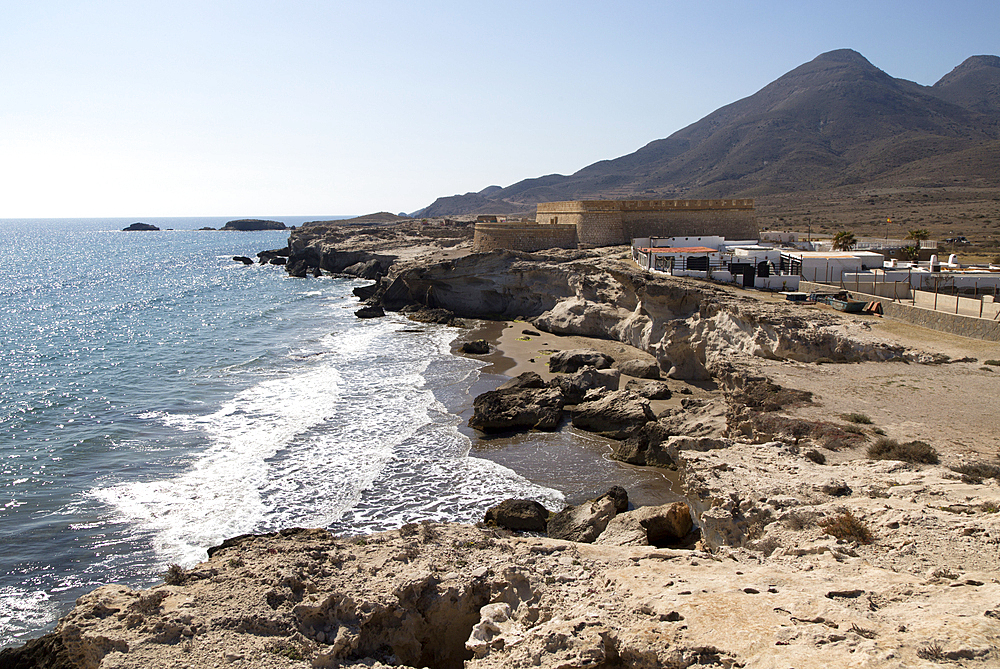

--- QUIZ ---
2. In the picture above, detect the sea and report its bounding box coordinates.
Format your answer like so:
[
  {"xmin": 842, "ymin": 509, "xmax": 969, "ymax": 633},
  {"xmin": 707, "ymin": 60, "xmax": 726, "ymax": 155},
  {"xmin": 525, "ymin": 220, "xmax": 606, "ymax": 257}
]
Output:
[
  {"xmin": 0, "ymin": 216, "xmax": 568, "ymax": 649},
  {"xmin": 0, "ymin": 217, "xmax": 679, "ymax": 649}
]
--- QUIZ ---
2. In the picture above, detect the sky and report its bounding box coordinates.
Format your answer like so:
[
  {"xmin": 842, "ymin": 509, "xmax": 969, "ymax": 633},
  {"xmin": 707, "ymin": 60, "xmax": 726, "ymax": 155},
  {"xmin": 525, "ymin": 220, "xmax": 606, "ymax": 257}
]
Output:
[{"xmin": 2, "ymin": 0, "xmax": 998, "ymax": 218}]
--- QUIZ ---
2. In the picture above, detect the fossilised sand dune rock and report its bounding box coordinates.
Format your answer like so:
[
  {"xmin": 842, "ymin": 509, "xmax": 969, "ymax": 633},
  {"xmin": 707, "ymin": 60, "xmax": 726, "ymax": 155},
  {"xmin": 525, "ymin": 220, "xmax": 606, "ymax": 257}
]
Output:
[
  {"xmin": 468, "ymin": 386, "xmax": 566, "ymax": 433},
  {"xmin": 570, "ymin": 389, "xmax": 655, "ymax": 440},
  {"xmin": 547, "ymin": 348, "xmax": 616, "ymax": 373},
  {"xmin": 373, "ymin": 249, "xmax": 910, "ymax": 381},
  {"xmin": 595, "ymin": 502, "xmax": 694, "ymax": 547},
  {"xmin": 484, "ymin": 499, "xmax": 550, "ymax": 532},
  {"xmin": 546, "ymin": 496, "xmax": 617, "ymax": 543},
  {"xmin": 14, "ymin": 517, "xmax": 998, "ymax": 669},
  {"xmin": 547, "ymin": 366, "xmax": 619, "ymax": 404}
]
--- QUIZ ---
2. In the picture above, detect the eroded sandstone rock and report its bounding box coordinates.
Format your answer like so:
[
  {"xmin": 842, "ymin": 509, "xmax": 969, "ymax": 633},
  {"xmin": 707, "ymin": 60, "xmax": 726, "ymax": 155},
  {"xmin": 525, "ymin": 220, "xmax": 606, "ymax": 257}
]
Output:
[
  {"xmin": 469, "ymin": 387, "xmax": 565, "ymax": 433},
  {"xmin": 547, "ymin": 349, "xmax": 615, "ymax": 373},
  {"xmin": 570, "ymin": 390, "xmax": 654, "ymax": 439}
]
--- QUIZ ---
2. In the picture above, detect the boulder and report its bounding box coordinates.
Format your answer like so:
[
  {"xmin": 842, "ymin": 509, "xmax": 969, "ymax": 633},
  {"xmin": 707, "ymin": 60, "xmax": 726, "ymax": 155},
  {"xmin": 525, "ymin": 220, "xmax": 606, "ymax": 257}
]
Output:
[
  {"xmin": 616, "ymin": 358, "xmax": 661, "ymax": 379},
  {"xmin": 498, "ymin": 371, "xmax": 546, "ymax": 390},
  {"xmin": 352, "ymin": 282, "xmax": 380, "ymax": 301},
  {"xmin": 122, "ymin": 222, "xmax": 159, "ymax": 231},
  {"xmin": 546, "ymin": 496, "xmax": 617, "ymax": 543},
  {"xmin": 548, "ymin": 349, "xmax": 615, "ymax": 374},
  {"xmin": 469, "ymin": 387, "xmax": 566, "ymax": 433},
  {"xmin": 257, "ymin": 248, "xmax": 290, "ymax": 264},
  {"xmin": 624, "ymin": 379, "xmax": 672, "ymax": 400},
  {"xmin": 484, "ymin": 499, "xmax": 549, "ymax": 532},
  {"xmin": 548, "ymin": 366, "xmax": 619, "ymax": 403},
  {"xmin": 603, "ymin": 485, "xmax": 629, "ymax": 513},
  {"xmin": 613, "ymin": 420, "xmax": 675, "ymax": 467},
  {"xmin": 596, "ymin": 502, "xmax": 694, "ymax": 547},
  {"xmin": 343, "ymin": 258, "xmax": 388, "ymax": 280},
  {"xmin": 460, "ymin": 339, "xmax": 491, "ymax": 355},
  {"xmin": 354, "ymin": 305, "xmax": 385, "ymax": 319},
  {"xmin": 570, "ymin": 390, "xmax": 655, "ymax": 440},
  {"xmin": 232, "ymin": 256, "xmax": 254, "ymax": 265}
]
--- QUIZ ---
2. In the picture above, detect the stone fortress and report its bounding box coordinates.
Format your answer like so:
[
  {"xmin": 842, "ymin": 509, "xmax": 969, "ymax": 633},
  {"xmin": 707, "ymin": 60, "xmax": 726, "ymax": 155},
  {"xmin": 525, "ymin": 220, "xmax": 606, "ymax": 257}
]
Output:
[{"xmin": 472, "ymin": 199, "xmax": 757, "ymax": 252}]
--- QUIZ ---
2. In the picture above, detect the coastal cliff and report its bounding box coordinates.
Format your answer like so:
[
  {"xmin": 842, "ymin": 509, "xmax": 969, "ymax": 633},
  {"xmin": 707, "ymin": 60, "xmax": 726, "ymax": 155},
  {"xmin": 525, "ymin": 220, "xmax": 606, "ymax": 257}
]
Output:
[
  {"xmin": 368, "ymin": 247, "xmax": 909, "ymax": 381},
  {"xmin": 8, "ymin": 226, "xmax": 999, "ymax": 668}
]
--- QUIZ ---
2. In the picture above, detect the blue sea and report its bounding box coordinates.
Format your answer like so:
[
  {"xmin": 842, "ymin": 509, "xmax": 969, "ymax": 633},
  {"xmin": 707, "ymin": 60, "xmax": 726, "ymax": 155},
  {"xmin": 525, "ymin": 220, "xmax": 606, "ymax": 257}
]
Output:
[{"xmin": 0, "ymin": 217, "xmax": 572, "ymax": 648}]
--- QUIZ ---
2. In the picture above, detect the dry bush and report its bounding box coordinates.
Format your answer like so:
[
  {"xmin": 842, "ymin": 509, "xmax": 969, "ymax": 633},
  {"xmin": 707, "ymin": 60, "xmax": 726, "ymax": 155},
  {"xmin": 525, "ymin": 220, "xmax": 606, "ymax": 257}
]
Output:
[
  {"xmin": 804, "ymin": 449, "xmax": 826, "ymax": 465},
  {"xmin": 843, "ymin": 412, "xmax": 872, "ymax": 424},
  {"xmin": 867, "ymin": 438, "xmax": 939, "ymax": 464},
  {"xmin": 950, "ymin": 461, "xmax": 1000, "ymax": 484},
  {"xmin": 819, "ymin": 509, "xmax": 874, "ymax": 544},
  {"xmin": 163, "ymin": 564, "xmax": 186, "ymax": 586},
  {"xmin": 727, "ymin": 378, "xmax": 813, "ymax": 412}
]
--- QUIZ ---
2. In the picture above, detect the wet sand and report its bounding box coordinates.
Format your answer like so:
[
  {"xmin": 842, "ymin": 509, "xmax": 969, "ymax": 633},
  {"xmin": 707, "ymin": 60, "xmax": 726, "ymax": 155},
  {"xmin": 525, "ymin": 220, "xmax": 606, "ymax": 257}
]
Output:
[{"xmin": 452, "ymin": 320, "xmax": 688, "ymax": 509}]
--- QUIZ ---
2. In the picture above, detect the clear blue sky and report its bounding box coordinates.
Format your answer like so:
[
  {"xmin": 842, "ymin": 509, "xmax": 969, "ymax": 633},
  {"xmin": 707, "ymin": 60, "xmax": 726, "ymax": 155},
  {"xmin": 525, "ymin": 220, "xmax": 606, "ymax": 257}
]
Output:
[{"xmin": 2, "ymin": 0, "xmax": 997, "ymax": 218}]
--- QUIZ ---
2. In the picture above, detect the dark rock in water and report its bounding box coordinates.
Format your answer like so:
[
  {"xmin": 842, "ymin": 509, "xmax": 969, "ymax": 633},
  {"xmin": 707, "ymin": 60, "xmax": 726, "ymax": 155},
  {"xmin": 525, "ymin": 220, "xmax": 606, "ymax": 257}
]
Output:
[
  {"xmin": 614, "ymin": 420, "xmax": 675, "ymax": 467},
  {"xmin": 232, "ymin": 256, "xmax": 254, "ymax": 265},
  {"xmin": 624, "ymin": 379, "xmax": 672, "ymax": 400},
  {"xmin": 353, "ymin": 282, "xmax": 380, "ymax": 301},
  {"xmin": 498, "ymin": 371, "xmax": 546, "ymax": 390},
  {"xmin": 571, "ymin": 390, "xmax": 655, "ymax": 440},
  {"xmin": 460, "ymin": 339, "xmax": 490, "ymax": 355},
  {"xmin": 257, "ymin": 248, "xmax": 290, "ymax": 264},
  {"xmin": 547, "ymin": 495, "xmax": 617, "ymax": 543},
  {"xmin": 355, "ymin": 305, "xmax": 385, "ymax": 319},
  {"xmin": 309, "ymin": 267, "xmax": 322, "ymax": 277},
  {"xmin": 198, "ymin": 226, "xmax": 216, "ymax": 231},
  {"xmin": 404, "ymin": 306, "xmax": 464, "ymax": 326},
  {"xmin": 548, "ymin": 349, "xmax": 615, "ymax": 374},
  {"xmin": 549, "ymin": 366, "xmax": 619, "ymax": 404},
  {"xmin": 469, "ymin": 387, "xmax": 565, "ymax": 433},
  {"xmin": 484, "ymin": 499, "xmax": 550, "ymax": 532},
  {"xmin": 221, "ymin": 219, "xmax": 287, "ymax": 231},
  {"xmin": 122, "ymin": 222, "xmax": 160, "ymax": 231},
  {"xmin": 616, "ymin": 358, "xmax": 661, "ymax": 379}
]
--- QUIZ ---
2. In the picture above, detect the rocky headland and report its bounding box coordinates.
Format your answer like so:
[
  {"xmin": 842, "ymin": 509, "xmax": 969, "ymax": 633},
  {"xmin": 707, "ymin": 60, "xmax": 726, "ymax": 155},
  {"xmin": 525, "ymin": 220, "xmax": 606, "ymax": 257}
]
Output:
[{"xmin": 7, "ymin": 224, "xmax": 999, "ymax": 668}]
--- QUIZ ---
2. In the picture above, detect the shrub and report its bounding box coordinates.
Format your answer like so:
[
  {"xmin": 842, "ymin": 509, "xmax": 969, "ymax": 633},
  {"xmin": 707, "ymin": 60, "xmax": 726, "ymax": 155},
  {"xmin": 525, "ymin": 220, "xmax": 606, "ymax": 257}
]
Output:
[
  {"xmin": 984, "ymin": 359, "xmax": 1000, "ymax": 366},
  {"xmin": 867, "ymin": 438, "xmax": 939, "ymax": 464},
  {"xmin": 842, "ymin": 424, "xmax": 868, "ymax": 437},
  {"xmin": 804, "ymin": 449, "xmax": 826, "ymax": 465},
  {"xmin": 819, "ymin": 509, "xmax": 874, "ymax": 544},
  {"xmin": 844, "ymin": 412, "xmax": 872, "ymax": 424},
  {"xmin": 870, "ymin": 427, "xmax": 886, "ymax": 435},
  {"xmin": 951, "ymin": 462, "xmax": 1000, "ymax": 484},
  {"xmin": 163, "ymin": 564, "xmax": 186, "ymax": 586},
  {"xmin": 980, "ymin": 501, "xmax": 1000, "ymax": 514}
]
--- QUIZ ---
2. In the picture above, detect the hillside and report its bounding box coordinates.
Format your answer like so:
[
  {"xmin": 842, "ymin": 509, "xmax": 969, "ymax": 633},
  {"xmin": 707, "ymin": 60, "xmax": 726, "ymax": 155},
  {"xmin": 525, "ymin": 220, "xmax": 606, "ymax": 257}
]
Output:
[{"xmin": 413, "ymin": 50, "xmax": 1000, "ymax": 218}]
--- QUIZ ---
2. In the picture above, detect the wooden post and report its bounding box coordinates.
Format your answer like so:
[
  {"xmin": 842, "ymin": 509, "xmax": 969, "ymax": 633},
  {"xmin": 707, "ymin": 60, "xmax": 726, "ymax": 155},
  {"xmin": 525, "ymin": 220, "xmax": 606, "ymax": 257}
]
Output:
[{"xmin": 934, "ymin": 281, "xmax": 939, "ymax": 311}]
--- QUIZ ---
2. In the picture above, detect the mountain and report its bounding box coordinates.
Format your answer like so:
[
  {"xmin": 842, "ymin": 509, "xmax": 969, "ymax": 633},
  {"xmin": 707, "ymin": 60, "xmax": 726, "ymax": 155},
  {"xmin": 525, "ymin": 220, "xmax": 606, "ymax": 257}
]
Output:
[{"xmin": 413, "ymin": 50, "xmax": 1000, "ymax": 217}]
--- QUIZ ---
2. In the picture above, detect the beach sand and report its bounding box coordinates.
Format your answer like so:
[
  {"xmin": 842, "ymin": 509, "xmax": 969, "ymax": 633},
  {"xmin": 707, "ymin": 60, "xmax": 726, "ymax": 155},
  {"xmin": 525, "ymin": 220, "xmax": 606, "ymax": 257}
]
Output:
[{"xmin": 451, "ymin": 319, "xmax": 694, "ymax": 510}]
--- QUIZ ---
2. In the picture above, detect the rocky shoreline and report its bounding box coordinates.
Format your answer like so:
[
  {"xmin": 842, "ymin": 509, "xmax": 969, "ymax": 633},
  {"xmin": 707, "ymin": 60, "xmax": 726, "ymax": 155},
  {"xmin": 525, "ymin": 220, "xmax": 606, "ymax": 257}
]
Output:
[{"xmin": 6, "ymin": 225, "xmax": 1000, "ymax": 668}]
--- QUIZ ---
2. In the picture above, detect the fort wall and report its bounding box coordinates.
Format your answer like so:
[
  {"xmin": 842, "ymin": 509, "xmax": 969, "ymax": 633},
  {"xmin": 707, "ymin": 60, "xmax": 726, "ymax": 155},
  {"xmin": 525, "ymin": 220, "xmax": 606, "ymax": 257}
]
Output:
[
  {"xmin": 472, "ymin": 222, "xmax": 579, "ymax": 253},
  {"xmin": 535, "ymin": 199, "xmax": 757, "ymax": 247}
]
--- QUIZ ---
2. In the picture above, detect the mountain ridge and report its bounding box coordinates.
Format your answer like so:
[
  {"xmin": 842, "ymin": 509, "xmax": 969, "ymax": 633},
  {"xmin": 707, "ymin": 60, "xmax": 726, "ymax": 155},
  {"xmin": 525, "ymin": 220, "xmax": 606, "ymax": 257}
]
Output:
[{"xmin": 413, "ymin": 49, "xmax": 1000, "ymax": 217}]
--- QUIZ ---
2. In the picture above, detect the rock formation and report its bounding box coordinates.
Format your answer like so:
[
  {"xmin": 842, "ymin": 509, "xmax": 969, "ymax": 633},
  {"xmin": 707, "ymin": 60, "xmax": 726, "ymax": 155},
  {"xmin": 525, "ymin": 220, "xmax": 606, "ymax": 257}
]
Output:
[
  {"xmin": 221, "ymin": 219, "xmax": 287, "ymax": 231},
  {"xmin": 122, "ymin": 222, "xmax": 159, "ymax": 231}
]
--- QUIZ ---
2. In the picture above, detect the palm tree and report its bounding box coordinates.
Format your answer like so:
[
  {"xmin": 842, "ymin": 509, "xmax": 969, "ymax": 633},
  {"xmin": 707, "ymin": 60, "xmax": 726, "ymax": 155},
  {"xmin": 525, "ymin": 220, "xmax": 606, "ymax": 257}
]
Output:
[
  {"xmin": 906, "ymin": 229, "xmax": 930, "ymax": 247},
  {"xmin": 832, "ymin": 231, "xmax": 857, "ymax": 251}
]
